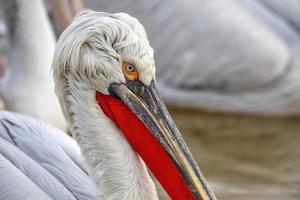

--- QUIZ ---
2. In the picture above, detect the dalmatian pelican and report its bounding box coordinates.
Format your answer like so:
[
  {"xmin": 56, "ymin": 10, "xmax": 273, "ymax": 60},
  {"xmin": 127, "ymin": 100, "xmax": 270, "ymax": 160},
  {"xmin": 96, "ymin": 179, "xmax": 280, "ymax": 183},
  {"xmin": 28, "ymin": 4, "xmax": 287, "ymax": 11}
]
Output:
[{"xmin": 0, "ymin": 10, "xmax": 216, "ymax": 200}]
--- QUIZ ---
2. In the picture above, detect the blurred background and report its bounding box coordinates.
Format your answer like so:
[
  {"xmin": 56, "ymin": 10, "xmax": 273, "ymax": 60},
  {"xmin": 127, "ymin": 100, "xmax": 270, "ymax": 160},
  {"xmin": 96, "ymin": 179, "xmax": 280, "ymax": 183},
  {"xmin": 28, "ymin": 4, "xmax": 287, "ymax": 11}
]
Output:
[{"xmin": 0, "ymin": 0, "xmax": 300, "ymax": 199}]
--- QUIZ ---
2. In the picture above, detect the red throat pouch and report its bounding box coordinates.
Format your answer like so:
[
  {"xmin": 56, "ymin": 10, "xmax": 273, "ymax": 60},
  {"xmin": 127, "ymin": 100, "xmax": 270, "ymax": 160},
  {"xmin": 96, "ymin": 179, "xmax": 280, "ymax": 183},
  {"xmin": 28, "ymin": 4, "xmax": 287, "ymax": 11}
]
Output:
[{"xmin": 96, "ymin": 92, "xmax": 195, "ymax": 200}]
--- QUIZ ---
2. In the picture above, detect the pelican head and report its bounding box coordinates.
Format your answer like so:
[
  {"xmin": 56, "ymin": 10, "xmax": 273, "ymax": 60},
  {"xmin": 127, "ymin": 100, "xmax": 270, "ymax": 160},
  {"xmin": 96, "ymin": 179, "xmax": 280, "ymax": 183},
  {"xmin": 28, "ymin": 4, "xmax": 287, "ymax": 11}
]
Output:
[{"xmin": 52, "ymin": 10, "xmax": 216, "ymax": 200}]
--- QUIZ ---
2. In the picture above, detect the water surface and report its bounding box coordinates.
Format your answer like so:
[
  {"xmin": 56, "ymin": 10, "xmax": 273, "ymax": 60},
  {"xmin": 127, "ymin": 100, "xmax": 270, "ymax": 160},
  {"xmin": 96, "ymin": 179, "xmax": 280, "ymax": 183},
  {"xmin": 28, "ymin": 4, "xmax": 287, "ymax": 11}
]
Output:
[{"xmin": 156, "ymin": 107, "xmax": 300, "ymax": 200}]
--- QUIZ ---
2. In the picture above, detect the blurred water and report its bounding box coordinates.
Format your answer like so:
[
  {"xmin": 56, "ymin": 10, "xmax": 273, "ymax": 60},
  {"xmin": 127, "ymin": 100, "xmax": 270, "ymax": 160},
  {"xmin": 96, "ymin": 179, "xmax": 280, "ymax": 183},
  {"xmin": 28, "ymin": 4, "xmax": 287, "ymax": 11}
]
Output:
[{"xmin": 156, "ymin": 107, "xmax": 300, "ymax": 199}]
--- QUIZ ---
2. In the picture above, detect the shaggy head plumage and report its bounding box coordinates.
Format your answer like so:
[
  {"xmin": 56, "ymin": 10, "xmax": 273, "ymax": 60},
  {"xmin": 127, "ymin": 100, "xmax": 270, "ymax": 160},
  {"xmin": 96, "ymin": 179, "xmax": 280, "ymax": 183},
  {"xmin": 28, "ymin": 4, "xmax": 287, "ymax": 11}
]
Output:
[{"xmin": 52, "ymin": 10, "xmax": 155, "ymax": 94}]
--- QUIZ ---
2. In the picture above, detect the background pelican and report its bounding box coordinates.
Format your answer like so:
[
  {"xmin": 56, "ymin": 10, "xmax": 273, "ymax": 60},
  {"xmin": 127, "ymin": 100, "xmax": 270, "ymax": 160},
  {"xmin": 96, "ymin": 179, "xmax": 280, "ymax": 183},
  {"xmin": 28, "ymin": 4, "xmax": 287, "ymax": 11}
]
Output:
[
  {"xmin": 85, "ymin": 0, "xmax": 300, "ymax": 116},
  {"xmin": 0, "ymin": 0, "xmax": 65, "ymax": 128},
  {"xmin": 0, "ymin": 10, "xmax": 216, "ymax": 199}
]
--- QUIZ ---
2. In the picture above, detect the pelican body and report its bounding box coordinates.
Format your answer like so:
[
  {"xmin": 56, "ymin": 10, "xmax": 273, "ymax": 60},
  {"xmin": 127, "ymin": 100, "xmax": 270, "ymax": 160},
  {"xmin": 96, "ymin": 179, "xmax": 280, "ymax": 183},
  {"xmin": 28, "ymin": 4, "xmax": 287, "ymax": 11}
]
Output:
[
  {"xmin": 0, "ymin": 10, "xmax": 216, "ymax": 200},
  {"xmin": 84, "ymin": 0, "xmax": 300, "ymax": 116}
]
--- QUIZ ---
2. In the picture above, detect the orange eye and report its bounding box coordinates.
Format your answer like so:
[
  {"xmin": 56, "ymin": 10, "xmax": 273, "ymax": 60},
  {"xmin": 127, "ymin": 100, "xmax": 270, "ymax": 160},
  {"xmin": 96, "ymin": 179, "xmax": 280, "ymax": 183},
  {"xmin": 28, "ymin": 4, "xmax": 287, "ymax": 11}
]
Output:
[{"xmin": 122, "ymin": 62, "xmax": 139, "ymax": 80}]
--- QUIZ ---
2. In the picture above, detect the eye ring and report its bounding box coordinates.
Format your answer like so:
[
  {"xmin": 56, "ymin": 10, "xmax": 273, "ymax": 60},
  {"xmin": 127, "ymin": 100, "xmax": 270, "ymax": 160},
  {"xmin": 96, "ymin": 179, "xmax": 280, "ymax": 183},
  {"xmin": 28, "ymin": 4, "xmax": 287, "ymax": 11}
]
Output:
[{"xmin": 122, "ymin": 62, "xmax": 139, "ymax": 80}]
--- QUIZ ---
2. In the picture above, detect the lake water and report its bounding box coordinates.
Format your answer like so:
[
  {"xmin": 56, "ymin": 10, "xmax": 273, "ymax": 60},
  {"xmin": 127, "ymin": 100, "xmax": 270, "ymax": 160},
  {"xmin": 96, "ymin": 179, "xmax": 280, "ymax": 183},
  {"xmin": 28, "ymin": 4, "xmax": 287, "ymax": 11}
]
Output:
[{"xmin": 155, "ymin": 107, "xmax": 300, "ymax": 200}]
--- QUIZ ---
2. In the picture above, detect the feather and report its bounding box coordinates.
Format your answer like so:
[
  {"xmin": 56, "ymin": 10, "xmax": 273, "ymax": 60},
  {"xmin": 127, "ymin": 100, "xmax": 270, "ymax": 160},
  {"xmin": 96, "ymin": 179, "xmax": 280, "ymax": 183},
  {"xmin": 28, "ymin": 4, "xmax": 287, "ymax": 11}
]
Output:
[{"xmin": 0, "ymin": 111, "xmax": 96, "ymax": 200}]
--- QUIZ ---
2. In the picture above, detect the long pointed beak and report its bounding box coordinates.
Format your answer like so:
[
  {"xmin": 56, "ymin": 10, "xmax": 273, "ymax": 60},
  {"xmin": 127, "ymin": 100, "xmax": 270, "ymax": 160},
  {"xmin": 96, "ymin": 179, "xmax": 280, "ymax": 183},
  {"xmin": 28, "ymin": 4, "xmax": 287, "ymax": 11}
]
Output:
[{"xmin": 108, "ymin": 80, "xmax": 217, "ymax": 200}]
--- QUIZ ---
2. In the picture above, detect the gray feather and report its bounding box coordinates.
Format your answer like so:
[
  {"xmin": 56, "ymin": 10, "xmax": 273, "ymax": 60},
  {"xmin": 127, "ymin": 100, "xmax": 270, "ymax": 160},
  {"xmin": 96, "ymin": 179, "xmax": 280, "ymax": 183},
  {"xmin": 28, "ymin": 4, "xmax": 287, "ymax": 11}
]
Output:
[
  {"xmin": 0, "ymin": 154, "xmax": 51, "ymax": 200},
  {"xmin": 0, "ymin": 111, "xmax": 96, "ymax": 200}
]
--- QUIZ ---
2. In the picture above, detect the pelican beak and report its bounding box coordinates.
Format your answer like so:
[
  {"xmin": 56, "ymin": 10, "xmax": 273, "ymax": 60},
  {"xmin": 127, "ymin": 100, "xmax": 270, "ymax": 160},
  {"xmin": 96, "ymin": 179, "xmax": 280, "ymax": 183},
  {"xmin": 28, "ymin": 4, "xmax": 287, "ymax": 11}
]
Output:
[{"xmin": 105, "ymin": 80, "xmax": 216, "ymax": 200}]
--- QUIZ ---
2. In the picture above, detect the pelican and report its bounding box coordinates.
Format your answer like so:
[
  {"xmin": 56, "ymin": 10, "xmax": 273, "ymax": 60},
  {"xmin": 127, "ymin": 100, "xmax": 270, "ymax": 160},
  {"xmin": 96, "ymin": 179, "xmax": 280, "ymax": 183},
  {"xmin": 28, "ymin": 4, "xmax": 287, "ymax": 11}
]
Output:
[
  {"xmin": 0, "ymin": 0, "xmax": 65, "ymax": 128},
  {"xmin": 0, "ymin": 10, "xmax": 216, "ymax": 200},
  {"xmin": 85, "ymin": 0, "xmax": 300, "ymax": 116}
]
